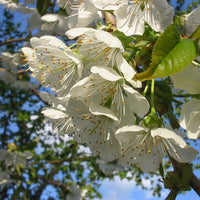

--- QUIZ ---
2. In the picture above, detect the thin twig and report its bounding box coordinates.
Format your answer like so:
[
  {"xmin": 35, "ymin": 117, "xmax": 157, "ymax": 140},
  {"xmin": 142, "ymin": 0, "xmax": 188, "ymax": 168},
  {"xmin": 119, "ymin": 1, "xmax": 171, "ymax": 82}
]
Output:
[
  {"xmin": 32, "ymin": 89, "xmax": 49, "ymax": 105},
  {"xmin": 38, "ymin": 176, "xmax": 64, "ymax": 187},
  {"xmin": 0, "ymin": 37, "xmax": 27, "ymax": 46}
]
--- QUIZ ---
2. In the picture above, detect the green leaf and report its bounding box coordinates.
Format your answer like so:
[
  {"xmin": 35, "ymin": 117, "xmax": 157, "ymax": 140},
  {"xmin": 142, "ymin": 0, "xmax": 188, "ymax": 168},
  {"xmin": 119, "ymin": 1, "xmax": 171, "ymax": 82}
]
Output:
[
  {"xmin": 189, "ymin": 25, "xmax": 200, "ymax": 40},
  {"xmin": 159, "ymin": 164, "xmax": 164, "ymax": 180},
  {"xmin": 134, "ymin": 24, "xmax": 196, "ymax": 81},
  {"xmin": 177, "ymin": 164, "xmax": 192, "ymax": 191},
  {"xmin": 37, "ymin": 0, "xmax": 50, "ymax": 15},
  {"xmin": 29, "ymin": 167, "xmax": 37, "ymax": 181}
]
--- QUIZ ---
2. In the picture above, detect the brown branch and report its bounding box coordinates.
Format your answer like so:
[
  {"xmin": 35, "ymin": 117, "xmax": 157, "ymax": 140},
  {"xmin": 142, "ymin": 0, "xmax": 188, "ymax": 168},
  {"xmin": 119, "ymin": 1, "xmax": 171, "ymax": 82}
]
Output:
[
  {"xmin": 32, "ymin": 88, "xmax": 49, "ymax": 105},
  {"xmin": 18, "ymin": 70, "xmax": 28, "ymax": 75},
  {"xmin": 0, "ymin": 37, "xmax": 27, "ymax": 46},
  {"xmin": 170, "ymin": 157, "xmax": 200, "ymax": 196},
  {"xmin": 29, "ymin": 156, "xmax": 90, "ymax": 165},
  {"xmin": 38, "ymin": 176, "xmax": 64, "ymax": 187},
  {"xmin": 165, "ymin": 188, "xmax": 179, "ymax": 200}
]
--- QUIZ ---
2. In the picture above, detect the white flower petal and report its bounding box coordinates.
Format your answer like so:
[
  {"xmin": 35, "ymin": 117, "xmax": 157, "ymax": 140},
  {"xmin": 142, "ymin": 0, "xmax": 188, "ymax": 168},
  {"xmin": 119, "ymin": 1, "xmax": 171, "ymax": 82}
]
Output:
[
  {"xmin": 42, "ymin": 108, "xmax": 67, "ymax": 119},
  {"xmin": 180, "ymin": 98, "xmax": 200, "ymax": 139},
  {"xmin": 123, "ymin": 84, "xmax": 150, "ymax": 116},
  {"xmin": 171, "ymin": 64, "xmax": 200, "ymax": 94},
  {"xmin": 151, "ymin": 128, "xmax": 198, "ymax": 162},
  {"xmin": 185, "ymin": 6, "xmax": 200, "ymax": 37},
  {"xmin": 186, "ymin": 111, "xmax": 200, "ymax": 139},
  {"xmin": 145, "ymin": 0, "xmax": 174, "ymax": 32},
  {"xmin": 67, "ymin": 98, "xmax": 121, "ymax": 161},
  {"xmin": 89, "ymin": 103, "xmax": 119, "ymax": 122},
  {"xmin": 66, "ymin": 28, "xmax": 124, "ymax": 50},
  {"xmin": 91, "ymin": 66, "xmax": 122, "ymax": 81},
  {"xmin": 115, "ymin": 53, "xmax": 137, "ymax": 83},
  {"xmin": 115, "ymin": 4, "xmax": 145, "ymax": 36},
  {"xmin": 89, "ymin": 0, "xmax": 128, "ymax": 10},
  {"xmin": 115, "ymin": 125, "xmax": 164, "ymax": 172}
]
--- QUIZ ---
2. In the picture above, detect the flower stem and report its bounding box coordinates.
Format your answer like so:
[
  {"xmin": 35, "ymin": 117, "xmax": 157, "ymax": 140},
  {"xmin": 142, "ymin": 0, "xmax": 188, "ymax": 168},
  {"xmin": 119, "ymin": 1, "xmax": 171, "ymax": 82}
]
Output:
[
  {"xmin": 143, "ymin": 81, "xmax": 150, "ymax": 97},
  {"xmin": 151, "ymin": 79, "xmax": 156, "ymax": 114},
  {"xmin": 68, "ymin": 43, "xmax": 77, "ymax": 49}
]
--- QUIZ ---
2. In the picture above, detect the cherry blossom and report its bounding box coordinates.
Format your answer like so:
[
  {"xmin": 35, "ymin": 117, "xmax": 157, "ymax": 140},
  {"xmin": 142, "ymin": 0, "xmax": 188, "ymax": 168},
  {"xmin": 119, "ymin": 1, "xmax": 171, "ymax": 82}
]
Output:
[
  {"xmin": 70, "ymin": 66, "xmax": 149, "ymax": 122},
  {"xmin": 115, "ymin": 125, "xmax": 198, "ymax": 172},
  {"xmin": 22, "ymin": 36, "xmax": 82, "ymax": 96}
]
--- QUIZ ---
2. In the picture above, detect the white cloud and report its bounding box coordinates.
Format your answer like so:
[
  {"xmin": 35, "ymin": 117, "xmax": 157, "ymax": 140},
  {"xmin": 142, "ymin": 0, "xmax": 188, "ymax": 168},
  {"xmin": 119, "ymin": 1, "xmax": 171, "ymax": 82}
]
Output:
[
  {"xmin": 95, "ymin": 177, "xmax": 136, "ymax": 200},
  {"xmin": 95, "ymin": 175, "xmax": 170, "ymax": 200}
]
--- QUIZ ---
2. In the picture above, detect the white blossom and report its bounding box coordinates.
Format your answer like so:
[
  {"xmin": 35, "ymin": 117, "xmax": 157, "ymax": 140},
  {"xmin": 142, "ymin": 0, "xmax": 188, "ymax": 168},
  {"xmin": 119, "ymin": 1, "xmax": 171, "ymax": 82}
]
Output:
[
  {"xmin": 22, "ymin": 36, "xmax": 82, "ymax": 96},
  {"xmin": 70, "ymin": 66, "xmax": 149, "ymax": 122},
  {"xmin": 171, "ymin": 59, "xmax": 200, "ymax": 139},
  {"xmin": 41, "ymin": 14, "xmax": 69, "ymax": 35},
  {"xmin": 185, "ymin": 6, "xmax": 200, "ymax": 37},
  {"xmin": 40, "ymin": 92, "xmax": 74, "ymax": 135},
  {"xmin": 179, "ymin": 98, "xmax": 200, "ymax": 140},
  {"xmin": 115, "ymin": 125, "xmax": 198, "ymax": 172},
  {"xmin": 66, "ymin": 98, "xmax": 121, "ymax": 162},
  {"xmin": 114, "ymin": 0, "xmax": 174, "ymax": 36},
  {"xmin": 0, "ymin": 0, "xmax": 18, "ymax": 10},
  {"xmin": 0, "ymin": 52, "xmax": 37, "ymax": 90},
  {"xmin": 56, "ymin": 0, "xmax": 99, "ymax": 28},
  {"xmin": 66, "ymin": 28, "xmax": 139, "ymax": 86},
  {"xmin": 171, "ymin": 63, "xmax": 200, "ymax": 94}
]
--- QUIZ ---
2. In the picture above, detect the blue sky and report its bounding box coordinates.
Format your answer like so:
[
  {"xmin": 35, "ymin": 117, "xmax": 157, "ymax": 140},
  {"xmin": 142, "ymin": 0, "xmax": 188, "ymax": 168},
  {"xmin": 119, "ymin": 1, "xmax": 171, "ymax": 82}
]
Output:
[
  {"xmin": 0, "ymin": 1, "xmax": 200, "ymax": 200},
  {"xmin": 97, "ymin": 174, "xmax": 200, "ymax": 200}
]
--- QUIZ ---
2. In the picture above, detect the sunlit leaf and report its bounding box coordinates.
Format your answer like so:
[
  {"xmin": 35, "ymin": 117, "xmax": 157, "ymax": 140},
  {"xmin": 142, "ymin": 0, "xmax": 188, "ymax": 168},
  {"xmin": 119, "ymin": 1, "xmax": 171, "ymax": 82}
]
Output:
[{"xmin": 134, "ymin": 24, "xmax": 196, "ymax": 81}]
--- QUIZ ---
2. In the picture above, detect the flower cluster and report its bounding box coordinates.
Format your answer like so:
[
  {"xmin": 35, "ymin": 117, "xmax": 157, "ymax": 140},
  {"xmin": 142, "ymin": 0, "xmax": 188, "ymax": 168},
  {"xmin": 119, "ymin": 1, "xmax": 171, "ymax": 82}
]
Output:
[
  {"xmin": 0, "ymin": 0, "xmax": 194, "ymax": 173},
  {"xmin": 22, "ymin": 25, "xmax": 199, "ymax": 172}
]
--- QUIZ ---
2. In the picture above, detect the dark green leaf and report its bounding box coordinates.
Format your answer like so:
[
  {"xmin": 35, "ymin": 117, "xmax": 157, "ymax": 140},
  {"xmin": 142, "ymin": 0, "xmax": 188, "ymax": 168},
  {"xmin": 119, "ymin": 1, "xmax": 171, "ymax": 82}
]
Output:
[{"xmin": 37, "ymin": 0, "xmax": 50, "ymax": 15}]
